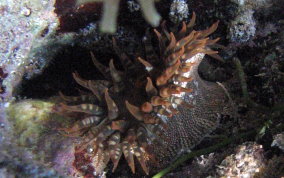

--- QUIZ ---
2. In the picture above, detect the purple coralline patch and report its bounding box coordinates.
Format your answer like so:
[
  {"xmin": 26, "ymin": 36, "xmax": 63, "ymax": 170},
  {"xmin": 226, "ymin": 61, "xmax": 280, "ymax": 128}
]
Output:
[
  {"xmin": 0, "ymin": 0, "xmax": 59, "ymax": 99},
  {"xmin": 53, "ymin": 138, "xmax": 77, "ymax": 176}
]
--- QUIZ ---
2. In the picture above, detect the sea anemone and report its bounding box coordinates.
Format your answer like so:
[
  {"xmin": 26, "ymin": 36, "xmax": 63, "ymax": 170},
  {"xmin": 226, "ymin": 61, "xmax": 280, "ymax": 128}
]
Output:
[{"xmin": 55, "ymin": 13, "xmax": 221, "ymax": 175}]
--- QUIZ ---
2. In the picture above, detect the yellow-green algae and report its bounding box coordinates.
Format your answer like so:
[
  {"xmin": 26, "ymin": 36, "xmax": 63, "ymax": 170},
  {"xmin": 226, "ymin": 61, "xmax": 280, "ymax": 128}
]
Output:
[
  {"xmin": 5, "ymin": 99, "xmax": 77, "ymax": 175},
  {"xmin": 7, "ymin": 99, "xmax": 67, "ymax": 147}
]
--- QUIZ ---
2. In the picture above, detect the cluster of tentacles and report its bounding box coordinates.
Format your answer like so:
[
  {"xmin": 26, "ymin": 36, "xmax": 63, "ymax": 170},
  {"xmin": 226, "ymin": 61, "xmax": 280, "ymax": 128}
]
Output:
[{"xmin": 56, "ymin": 13, "xmax": 221, "ymax": 175}]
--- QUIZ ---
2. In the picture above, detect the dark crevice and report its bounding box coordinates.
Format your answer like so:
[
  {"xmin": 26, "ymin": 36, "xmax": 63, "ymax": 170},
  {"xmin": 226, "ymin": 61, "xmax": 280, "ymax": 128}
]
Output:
[{"xmin": 18, "ymin": 46, "xmax": 106, "ymax": 99}]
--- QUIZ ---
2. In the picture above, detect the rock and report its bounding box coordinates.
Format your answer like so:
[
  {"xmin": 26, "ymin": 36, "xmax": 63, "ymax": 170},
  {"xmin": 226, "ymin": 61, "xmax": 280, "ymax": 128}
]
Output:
[
  {"xmin": 217, "ymin": 142, "xmax": 265, "ymax": 177},
  {"xmin": 271, "ymin": 132, "xmax": 284, "ymax": 152},
  {"xmin": 227, "ymin": 0, "xmax": 273, "ymax": 43},
  {"xmin": 2, "ymin": 99, "xmax": 78, "ymax": 176},
  {"xmin": 228, "ymin": 9, "xmax": 256, "ymax": 43},
  {"xmin": 169, "ymin": 0, "xmax": 189, "ymax": 23},
  {"xmin": 0, "ymin": 0, "xmax": 60, "ymax": 98}
]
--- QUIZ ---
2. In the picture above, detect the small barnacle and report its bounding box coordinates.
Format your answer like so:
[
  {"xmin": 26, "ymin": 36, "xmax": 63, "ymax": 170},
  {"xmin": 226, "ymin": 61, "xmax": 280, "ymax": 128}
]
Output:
[{"xmin": 55, "ymin": 13, "xmax": 222, "ymax": 175}]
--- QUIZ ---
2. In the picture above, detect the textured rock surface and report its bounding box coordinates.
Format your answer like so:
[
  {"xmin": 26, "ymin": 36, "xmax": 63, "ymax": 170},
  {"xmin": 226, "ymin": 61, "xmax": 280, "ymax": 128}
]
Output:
[
  {"xmin": 228, "ymin": 0, "xmax": 273, "ymax": 43},
  {"xmin": 169, "ymin": 0, "xmax": 189, "ymax": 23},
  {"xmin": 254, "ymin": 155, "xmax": 284, "ymax": 178},
  {"xmin": 217, "ymin": 142, "xmax": 265, "ymax": 177},
  {"xmin": 0, "ymin": 0, "xmax": 59, "ymax": 98},
  {"xmin": 1, "ymin": 99, "xmax": 77, "ymax": 177},
  {"xmin": 271, "ymin": 132, "xmax": 284, "ymax": 152},
  {"xmin": 228, "ymin": 9, "xmax": 256, "ymax": 43}
]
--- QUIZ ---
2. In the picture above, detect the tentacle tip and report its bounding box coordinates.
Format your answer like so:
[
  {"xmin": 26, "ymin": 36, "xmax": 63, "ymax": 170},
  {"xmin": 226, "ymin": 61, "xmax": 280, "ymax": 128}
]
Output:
[
  {"xmin": 90, "ymin": 51, "xmax": 95, "ymax": 56},
  {"xmin": 72, "ymin": 71, "xmax": 80, "ymax": 79},
  {"xmin": 125, "ymin": 100, "xmax": 144, "ymax": 121}
]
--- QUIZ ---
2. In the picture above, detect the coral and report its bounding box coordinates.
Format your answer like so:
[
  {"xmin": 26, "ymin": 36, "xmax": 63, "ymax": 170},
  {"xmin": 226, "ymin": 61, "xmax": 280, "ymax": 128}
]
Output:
[
  {"xmin": 55, "ymin": 13, "xmax": 233, "ymax": 175},
  {"xmin": 76, "ymin": 0, "xmax": 161, "ymax": 33}
]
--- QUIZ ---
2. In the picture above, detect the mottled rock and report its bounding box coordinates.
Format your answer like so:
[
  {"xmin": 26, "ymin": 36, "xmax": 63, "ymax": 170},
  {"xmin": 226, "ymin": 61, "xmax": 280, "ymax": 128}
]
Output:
[
  {"xmin": 169, "ymin": 0, "xmax": 189, "ymax": 23},
  {"xmin": 230, "ymin": 0, "xmax": 272, "ymax": 8},
  {"xmin": 227, "ymin": 0, "xmax": 273, "ymax": 43},
  {"xmin": 271, "ymin": 132, "xmax": 284, "ymax": 152},
  {"xmin": 217, "ymin": 142, "xmax": 265, "ymax": 177},
  {"xmin": 3, "ymin": 99, "xmax": 77, "ymax": 176},
  {"xmin": 166, "ymin": 153, "xmax": 218, "ymax": 177},
  {"xmin": 228, "ymin": 9, "xmax": 256, "ymax": 43},
  {"xmin": 254, "ymin": 156, "xmax": 284, "ymax": 178},
  {"xmin": 0, "ymin": 0, "xmax": 59, "ymax": 98}
]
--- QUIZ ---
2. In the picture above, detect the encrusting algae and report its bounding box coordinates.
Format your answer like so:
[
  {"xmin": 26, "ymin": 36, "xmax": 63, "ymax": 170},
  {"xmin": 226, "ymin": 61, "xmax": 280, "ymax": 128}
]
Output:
[
  {"xmin": 7, "ymin": 100, "xmax": 55, "ymax": 147},
  {"xmin": 54, "ymin": 13, "xmax": 232, "ymax": 175}
]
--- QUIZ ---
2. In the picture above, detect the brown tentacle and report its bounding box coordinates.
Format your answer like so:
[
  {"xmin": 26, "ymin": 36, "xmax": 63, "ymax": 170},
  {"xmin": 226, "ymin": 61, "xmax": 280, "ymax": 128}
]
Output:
[
  {"xmin": 72, "ymin": 72, "xmax": 107, "ymax": 101},
  {"xmin": 104, "ymin": 89, "xmax": 119, "ymax": 120},
  {"xmin": 145, "ymin": 77, "xmax": 158, "ymax": 96},
  {"xmin": 90, "ymin": 52, "xmax": 111, "ymax": 79},
  {"xmin": 108, "ymin": 132, "xmax": 122, "ymax": 172},
  {"xmin": 112, "ymin": 37, "xmax": 134, "ymax": 70},
  {"xmin": 60, "ymin": 103, "xmax": 104, "ymax": 115},
  {"xmin": 125, "ymin": 100, "xmax": 144, "ymax": 121},
  {"xmin": 187, "ymin": 11, "xmax": 196, "ymax": 29}
]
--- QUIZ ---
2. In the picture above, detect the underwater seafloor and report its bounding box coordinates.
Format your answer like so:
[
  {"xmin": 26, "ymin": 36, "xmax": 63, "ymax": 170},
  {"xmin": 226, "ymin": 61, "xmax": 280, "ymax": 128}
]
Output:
[{"xmin": 0, "ymin": 0, "xmax": 283, "ymax": 177}]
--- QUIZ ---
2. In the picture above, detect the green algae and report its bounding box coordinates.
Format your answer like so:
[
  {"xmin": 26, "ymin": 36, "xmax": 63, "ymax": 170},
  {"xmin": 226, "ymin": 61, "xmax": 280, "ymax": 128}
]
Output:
[
  {"xmin": 7, "ymin": 99, "xmax": 65, "ymax": 147},
  {"xmin": 3, "ymin": 99, "xmax": 76, "ymax": 176}
]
